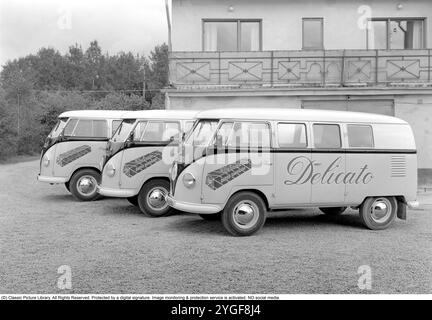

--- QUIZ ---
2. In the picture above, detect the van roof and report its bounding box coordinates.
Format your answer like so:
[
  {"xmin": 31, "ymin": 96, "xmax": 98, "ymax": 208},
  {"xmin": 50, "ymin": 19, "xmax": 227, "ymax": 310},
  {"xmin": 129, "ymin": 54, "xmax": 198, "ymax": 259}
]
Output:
[
  {"xmin": 195, "ymin": 108, "xmax": 407, "ymax": 124},
  {"xmin": 122, "ymin": 109, "xmax": 200, "ymax": 120},
  {"xmin": 59, "ymin": 110, "xmax": 130, "ymax": 119}
]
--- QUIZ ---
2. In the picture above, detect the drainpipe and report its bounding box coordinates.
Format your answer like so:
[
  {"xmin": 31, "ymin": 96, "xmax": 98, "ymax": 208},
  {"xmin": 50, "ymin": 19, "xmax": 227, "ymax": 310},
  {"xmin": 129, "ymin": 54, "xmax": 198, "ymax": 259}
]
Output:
[{"xmin": 165, "ymin": 0, "xmax": 172, "ymax": 53}]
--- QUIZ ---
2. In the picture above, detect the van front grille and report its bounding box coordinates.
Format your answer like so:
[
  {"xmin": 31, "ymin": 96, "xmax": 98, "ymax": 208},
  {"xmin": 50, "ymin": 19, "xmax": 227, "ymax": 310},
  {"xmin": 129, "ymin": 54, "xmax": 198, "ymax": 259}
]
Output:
[{"xmin": 391, "ymin": 155, "xmax": 407, "ymax": 178}]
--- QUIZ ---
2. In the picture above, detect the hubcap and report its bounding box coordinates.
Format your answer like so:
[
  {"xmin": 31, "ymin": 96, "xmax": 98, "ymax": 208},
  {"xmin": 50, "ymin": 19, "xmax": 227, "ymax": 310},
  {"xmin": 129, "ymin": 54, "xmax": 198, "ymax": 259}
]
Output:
[
  {"xmin": 77, "ymin": 175, "xmax": 97, "ymax": 196},
  {"xmin": 370, "ymin": 198, "xmax": 392, "ymax": 223},
  {"xmin": 146, "ymin": 187, "xmax": 168, "ymax": 211},
  {"xmin": 233, "ymin": 201, "xmax": 259, "ymax": 230}
]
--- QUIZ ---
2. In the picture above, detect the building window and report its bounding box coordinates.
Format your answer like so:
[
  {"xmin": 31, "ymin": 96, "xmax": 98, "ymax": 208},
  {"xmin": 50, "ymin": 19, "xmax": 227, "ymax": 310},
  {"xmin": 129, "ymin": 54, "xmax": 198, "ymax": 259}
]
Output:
[
  {"xmin": 367, "ymin": 18, "xmax": 426, "ymax": 49},
  {"xmin": 203, "ymin": 19, "xmax": 261, "ymax": 51},
  {"xmin": 302, "ymin": 18, "xmax": 324, "ymax": 50}
]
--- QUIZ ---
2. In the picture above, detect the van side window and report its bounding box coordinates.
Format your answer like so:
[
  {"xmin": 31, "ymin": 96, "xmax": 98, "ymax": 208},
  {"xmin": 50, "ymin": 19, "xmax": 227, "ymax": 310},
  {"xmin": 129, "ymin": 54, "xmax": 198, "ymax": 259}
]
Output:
[
  {"xmin": 227, "ymin": 122, "xmax": 271, "ymax": 148},
  {"xmin": 141, "ymin": 121, "xmax": 180, "ymax": 142},
  {"xmin": 347, "ymin": 125, "xmax": 374, "ymax": 148},
  {"xmin": 278, "ymin": 123, "xmax": 307, "ymax": 148},
  {"xmin": 313, "ymin": 124, "xmax": 341, "ymax": 149},
  {"xmin": 93, "ymin": 120, "xmax": 108, "ymax": 137}
]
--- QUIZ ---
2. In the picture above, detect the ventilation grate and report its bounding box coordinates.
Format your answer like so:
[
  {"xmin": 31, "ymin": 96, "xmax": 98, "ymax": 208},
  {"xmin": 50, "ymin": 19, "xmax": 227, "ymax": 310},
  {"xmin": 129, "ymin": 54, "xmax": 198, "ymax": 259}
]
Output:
[{"xmin": 391, "ymin": 155, "xmax": 406, "ymax": 178}]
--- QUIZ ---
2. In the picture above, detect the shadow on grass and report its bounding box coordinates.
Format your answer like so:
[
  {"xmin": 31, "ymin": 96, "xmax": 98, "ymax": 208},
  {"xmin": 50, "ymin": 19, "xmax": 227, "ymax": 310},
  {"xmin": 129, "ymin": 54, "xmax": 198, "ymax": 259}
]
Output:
[
  {"xmin": 40, "ymin": 194, "xmax": 74, "ymax": 202},
  {"xmin": 167, "ymin": 210, "xmax": 365, "ymax": 236},
  {"xmin": 265, "ymin": 211, "xmax": 365, "ymax": 230}
]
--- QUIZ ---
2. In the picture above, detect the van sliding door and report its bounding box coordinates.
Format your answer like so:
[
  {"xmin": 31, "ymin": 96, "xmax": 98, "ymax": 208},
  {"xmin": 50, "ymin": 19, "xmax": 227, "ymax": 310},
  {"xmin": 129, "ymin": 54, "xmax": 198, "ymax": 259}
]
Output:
[{"xmin": 310, "ymin": 124, "xmax": 346, "ymax": 205}]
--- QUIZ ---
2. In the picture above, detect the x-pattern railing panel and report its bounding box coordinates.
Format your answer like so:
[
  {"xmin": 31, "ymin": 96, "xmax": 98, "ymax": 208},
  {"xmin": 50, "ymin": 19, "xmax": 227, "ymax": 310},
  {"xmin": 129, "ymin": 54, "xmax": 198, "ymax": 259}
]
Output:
[{"xmin": 169, "ymin": 49, "xmax": 432, "ymax": 87}]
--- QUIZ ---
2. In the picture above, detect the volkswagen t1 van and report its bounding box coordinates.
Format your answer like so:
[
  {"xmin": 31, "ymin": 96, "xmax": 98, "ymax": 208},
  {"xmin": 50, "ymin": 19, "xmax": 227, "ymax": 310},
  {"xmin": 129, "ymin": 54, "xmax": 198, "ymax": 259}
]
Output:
[
  {"xmin": 38, "ymin": 110, "xmax": 128, "ymax": 201},
  {"xmin": 167, "ymin": 108, "xmax": 419, "ymax": 236},
  {"xmin": 98, "ymin": 110, "xmax": 198, "ymax": 217}
]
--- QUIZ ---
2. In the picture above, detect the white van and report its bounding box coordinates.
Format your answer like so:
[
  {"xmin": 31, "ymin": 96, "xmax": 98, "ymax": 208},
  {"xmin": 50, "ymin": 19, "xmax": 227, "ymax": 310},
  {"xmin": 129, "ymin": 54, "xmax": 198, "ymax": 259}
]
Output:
[
  {"xmin": 98, "ymin": 110, "xmax": 198, "ymax": 217},
  {"xmin": 167, "ymin": 108, "xmax": 419, "ymax": 236},
  {"xmin": 38, "ymin": 110, "xmax": 127, "ymax": 201}
]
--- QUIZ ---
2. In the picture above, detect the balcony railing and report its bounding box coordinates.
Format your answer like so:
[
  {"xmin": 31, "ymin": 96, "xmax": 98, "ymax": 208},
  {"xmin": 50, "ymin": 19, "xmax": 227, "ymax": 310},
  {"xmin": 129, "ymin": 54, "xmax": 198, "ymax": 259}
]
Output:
[{"xmin": 169, "ymin": 49, "xmax": 432, "ymax": 89}]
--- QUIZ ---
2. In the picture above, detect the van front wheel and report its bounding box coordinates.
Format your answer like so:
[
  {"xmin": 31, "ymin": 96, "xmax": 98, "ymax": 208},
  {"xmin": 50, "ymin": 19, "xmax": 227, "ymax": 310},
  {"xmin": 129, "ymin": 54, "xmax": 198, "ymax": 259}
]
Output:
[
  {"xmin": 359, "ymin": 197, "xmax": 397, "ymax": 230},
  {"xmin": 319, "ymin": 207, "xmax": 347, "ymax": 216},
  {"xmin": 222, "ymin": 192, "xmax": 267, "ymax": 236},
  {"xmin": 137, "ymin": 179, "xmax": 172, "ymax": 217},
  {"xmin": 69, "ymin": 169, "xmax": 101, "ymax": 201}
]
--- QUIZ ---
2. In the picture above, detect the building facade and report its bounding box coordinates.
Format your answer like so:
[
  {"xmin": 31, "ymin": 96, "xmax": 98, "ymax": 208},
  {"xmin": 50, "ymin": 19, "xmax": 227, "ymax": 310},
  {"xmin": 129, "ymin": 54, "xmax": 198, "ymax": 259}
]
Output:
[{"xmin": 165, "ymin": 0, "xmax": 432, "ymax": 178}]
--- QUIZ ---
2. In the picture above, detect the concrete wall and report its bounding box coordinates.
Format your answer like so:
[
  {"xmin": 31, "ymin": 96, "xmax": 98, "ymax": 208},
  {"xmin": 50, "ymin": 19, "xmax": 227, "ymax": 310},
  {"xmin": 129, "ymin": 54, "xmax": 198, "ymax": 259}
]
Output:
[
  {"xmin": 172, "ymin": 0, "xmax": 432, "ymax": 51},
  {"xmin": 167, "ymin": 92, "xmax": 432, "ymax": 169}
]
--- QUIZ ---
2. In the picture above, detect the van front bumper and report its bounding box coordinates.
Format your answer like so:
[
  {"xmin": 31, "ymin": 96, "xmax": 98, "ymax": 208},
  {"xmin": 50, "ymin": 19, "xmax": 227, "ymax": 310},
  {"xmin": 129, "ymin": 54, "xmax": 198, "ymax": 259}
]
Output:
[
  {"xmin": 166, "ymin": 195, "xmax": 222, "ymax": 214},
  {"xmin": 37, "ymin": 175, "xmax": 68, "ymax": 184},
  {"xmin": 97, "ymin": 186, "xmax": 137, "ymax": 198}
]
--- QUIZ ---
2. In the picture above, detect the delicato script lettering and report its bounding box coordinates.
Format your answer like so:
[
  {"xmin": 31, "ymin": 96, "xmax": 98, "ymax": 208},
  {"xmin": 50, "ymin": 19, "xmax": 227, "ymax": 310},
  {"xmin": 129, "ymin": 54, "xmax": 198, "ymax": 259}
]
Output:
[{"xmin": 284, "ymin": 156, "xmax": 373, "ymax": 185}]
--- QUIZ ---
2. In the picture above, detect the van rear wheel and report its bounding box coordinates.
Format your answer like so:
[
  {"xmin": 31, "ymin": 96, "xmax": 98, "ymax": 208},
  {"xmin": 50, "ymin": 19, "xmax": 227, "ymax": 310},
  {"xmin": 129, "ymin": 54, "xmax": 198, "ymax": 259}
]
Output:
[
  {"xmin": 319, "ymin": 207, "xmax": 347, "ymax": 216},
  {"xmin": 69, "ymin": 169, "xmax": 100, "ymax": 201},
  {"xmin": 222, "ymin": 192, "xmax": 266, "ymax": 236},
  {"xmin": 137, "ymin": 179, "xmax": 173, "ymax": 217},
  {"xmin": 359, "ymin": 197, "xmax": 397, "ymax": 230}
]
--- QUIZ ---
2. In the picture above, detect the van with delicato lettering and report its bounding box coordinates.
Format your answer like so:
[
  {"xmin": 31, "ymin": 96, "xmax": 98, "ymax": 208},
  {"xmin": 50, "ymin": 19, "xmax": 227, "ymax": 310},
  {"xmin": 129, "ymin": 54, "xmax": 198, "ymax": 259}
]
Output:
[
  {"xmin": 38, "ymin": 110, "xmax": 128, "ymax": 201},
  {"xmin": 166, "ymin": 108, "xmax": 419, "ymax": 236},
  {"xmin": 98, "ymin": 110, "xmax": 198, "ymax": 217}
]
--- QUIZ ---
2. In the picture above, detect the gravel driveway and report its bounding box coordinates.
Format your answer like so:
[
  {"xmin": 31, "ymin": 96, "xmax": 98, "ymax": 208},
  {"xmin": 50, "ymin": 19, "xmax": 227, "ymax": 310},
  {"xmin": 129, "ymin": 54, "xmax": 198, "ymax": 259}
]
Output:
[{"xmin": 0, "ymin": 160, "xmax": 431, "ymax": 294}]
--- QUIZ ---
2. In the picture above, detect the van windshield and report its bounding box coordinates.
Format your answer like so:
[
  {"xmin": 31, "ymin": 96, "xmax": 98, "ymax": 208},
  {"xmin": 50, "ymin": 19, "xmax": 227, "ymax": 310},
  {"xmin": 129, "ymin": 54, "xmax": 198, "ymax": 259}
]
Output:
[
  {"xmin": 111, "ymin": 119, "xmax": 136, "ymax": 142},
  {"xmin": 48, "ymin": 118, "xmax": 68, "ymax": 138},
  {"xmin": 185, "ymin": 120, "xmax": 219, "ymax": 147}
]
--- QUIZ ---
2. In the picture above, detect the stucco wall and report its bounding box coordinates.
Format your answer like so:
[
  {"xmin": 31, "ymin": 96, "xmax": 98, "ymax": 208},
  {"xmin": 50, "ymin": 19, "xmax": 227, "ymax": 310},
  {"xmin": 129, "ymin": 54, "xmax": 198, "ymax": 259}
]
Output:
[
  {"xmin": 172, "ymin": 0, "xmax": 432, "ymax": 51},
  {"xmin": 395, "ymin": 96, "xmax": 432, "ymax": 170}
]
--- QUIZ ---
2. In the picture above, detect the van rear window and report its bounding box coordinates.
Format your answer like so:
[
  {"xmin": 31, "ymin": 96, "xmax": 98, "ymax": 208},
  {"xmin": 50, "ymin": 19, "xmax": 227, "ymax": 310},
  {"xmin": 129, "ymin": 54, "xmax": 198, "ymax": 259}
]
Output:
[{"xmin": 347, "ymin": 125, "xmax": 374, "ymax": 148}]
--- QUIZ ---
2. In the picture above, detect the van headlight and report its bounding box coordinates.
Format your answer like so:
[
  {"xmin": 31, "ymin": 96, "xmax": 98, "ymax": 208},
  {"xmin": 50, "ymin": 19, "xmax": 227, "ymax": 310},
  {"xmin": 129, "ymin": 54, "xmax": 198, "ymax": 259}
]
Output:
[
  {"xmin": 182, "ymin": 172, "xmax": 196, "ymax": 188},
  {"xmin": 106, "ymin": 163, "xmax": 116, "ymax": 177},
  {"xmin": 43, "ymin": 155, "xmax": 50, "ymax": 167},
  {"xmin": 170, "ymin": 162, "xmax": 178, "ymax": 181}
]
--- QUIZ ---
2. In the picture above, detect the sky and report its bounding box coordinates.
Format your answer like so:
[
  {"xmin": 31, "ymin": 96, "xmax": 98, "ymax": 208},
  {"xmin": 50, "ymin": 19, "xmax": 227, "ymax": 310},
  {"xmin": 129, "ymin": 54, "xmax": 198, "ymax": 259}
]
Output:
[{"xmin": 0, "ymin": 0, "xmax": 169, "ymax": 67}]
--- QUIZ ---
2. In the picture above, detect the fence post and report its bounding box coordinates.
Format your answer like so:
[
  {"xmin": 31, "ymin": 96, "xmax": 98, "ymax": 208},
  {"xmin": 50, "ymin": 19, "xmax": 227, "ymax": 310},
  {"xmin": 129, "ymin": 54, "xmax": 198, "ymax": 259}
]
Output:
[
  {"xmin": 323, "ymin": 50, "xmax": 326, "ymax": 87},
  {"xmin": 270, "ymin": 51, "xmax": 274, "ymax": 87},
  {"xmin": 375, "ymin": 49, "xmax": 379, "ymax": 85},
  {"xmin": 218, "ymin": 51, "xmax": 221, "ymax": 85},
  {"xmin": 428, "ymin": 49, "xmax": 431, "ymax": 83},
  {"xmin": 340, "ymin": 50, "xmax": 346, "ymax": 86}
]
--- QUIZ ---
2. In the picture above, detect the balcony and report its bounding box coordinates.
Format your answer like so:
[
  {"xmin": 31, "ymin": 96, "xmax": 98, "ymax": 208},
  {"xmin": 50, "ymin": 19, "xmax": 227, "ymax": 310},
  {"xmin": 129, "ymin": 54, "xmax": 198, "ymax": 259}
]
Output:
[{"xmin": 168, "ymin": 49, "xmax": 432, "ymax": 90}]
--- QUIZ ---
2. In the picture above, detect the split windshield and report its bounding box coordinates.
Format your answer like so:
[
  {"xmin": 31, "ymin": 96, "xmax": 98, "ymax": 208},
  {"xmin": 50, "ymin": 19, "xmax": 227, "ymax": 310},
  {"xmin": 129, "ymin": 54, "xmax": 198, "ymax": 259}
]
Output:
[
  {"xmin": 111, "ymin": 119, "xmax": 137, "ymax": 142},
  {"xmin": 48, "ymin": 118, "xmax": 68, "ymax": 138},
  {"xmin": 185, "ymin": 120, "xmax": 219, "ymax": 147}
]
